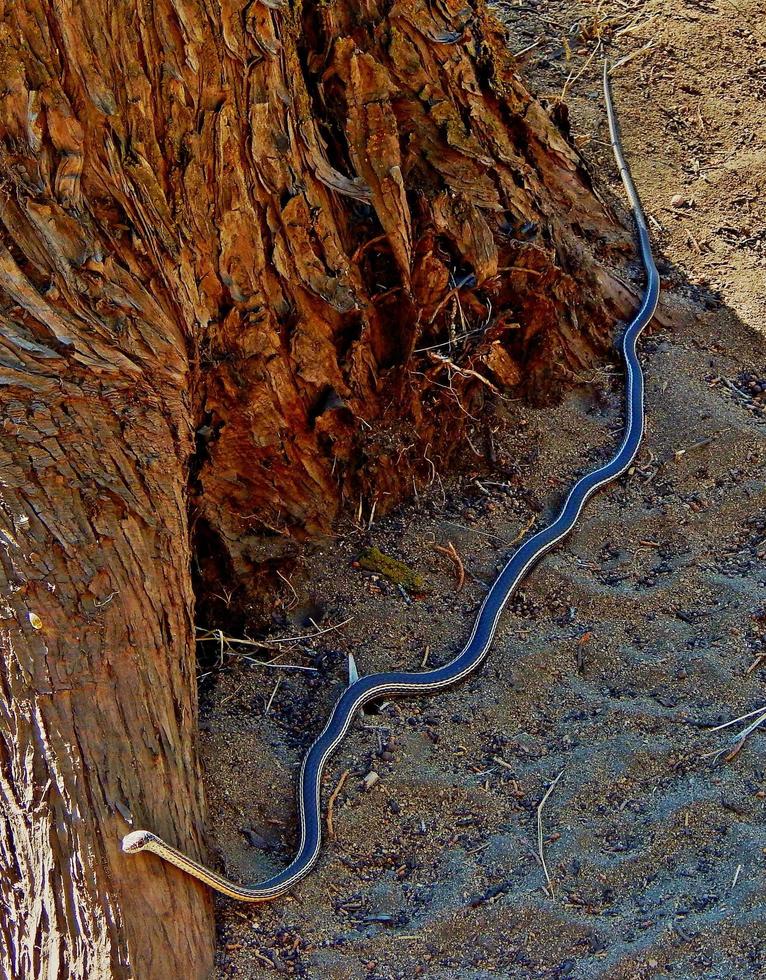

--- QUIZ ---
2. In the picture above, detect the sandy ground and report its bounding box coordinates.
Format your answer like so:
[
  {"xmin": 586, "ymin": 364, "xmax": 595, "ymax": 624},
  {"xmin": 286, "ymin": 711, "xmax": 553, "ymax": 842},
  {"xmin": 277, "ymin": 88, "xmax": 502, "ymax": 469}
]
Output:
[{"xmin": 203, "ymin": 3, "xmax": 766, "ymax": 977}]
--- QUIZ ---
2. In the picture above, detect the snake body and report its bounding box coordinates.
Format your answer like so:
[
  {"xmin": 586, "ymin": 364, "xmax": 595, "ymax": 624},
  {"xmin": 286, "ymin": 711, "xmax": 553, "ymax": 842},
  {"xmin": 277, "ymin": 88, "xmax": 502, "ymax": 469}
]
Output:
[{"xmin": 122, "ymin": 62, "xmax": 660, "ymax": 902}]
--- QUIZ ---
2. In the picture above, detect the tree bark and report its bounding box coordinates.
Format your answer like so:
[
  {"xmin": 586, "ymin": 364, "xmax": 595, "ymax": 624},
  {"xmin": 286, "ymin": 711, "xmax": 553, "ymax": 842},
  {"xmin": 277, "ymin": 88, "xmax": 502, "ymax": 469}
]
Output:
[
  {"xmin": 0, "ymin": 1, "xmax": 633, "ymax": 977},
  {"xmin": 0, "ymin": 355, "xmax": 214, "ymax": 978}
]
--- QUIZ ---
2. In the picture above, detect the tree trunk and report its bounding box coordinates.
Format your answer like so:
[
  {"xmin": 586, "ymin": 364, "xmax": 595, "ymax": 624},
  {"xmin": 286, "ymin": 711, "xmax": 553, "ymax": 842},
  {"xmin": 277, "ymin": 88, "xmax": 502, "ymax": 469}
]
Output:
[
  {"xmin": 0, "ymin": 354, "xmax": 214, "ymax": 977},
  {"xmin": 0, "ymin": 1, "xmax": 632, "ymax": 976}
]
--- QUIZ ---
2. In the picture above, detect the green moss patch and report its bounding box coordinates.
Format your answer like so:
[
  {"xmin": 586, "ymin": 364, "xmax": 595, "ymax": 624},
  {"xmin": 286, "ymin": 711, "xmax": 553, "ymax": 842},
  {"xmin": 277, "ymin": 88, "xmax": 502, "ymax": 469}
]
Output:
[{"xmin": 358, "ymin": 547, "xmax": 425, "ymax": 591}]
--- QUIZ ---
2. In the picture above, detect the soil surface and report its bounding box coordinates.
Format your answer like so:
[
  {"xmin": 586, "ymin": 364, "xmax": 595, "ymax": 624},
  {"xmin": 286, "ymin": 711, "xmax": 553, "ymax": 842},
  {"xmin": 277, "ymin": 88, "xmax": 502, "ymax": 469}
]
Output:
[{"xmin": 204, "ymin": 3, "xmax": 766, "ymax": 977}]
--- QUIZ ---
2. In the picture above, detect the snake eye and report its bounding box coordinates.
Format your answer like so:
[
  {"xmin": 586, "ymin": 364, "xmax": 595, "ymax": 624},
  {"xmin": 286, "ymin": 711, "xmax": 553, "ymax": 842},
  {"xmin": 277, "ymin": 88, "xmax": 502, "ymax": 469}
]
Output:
[{"xmin": 122, "ymin": 830, "xmax": 153, "ymax": 853}]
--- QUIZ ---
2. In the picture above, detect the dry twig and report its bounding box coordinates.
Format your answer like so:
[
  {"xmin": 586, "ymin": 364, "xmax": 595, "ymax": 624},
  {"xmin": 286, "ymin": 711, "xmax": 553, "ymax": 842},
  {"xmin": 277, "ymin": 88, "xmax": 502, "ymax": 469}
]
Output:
[
  {"xmin": 197, "ymin": 617, "xmax": 352, "ymax": 652},
  {"xmin": 433, "ymin": 540, "xmax": 465, "ymax": 590},
  {"xmin": 326, "ymin": 769, "xmax": 350, "ymax": 839},
  {"xmin": 702, "ymin": 704, "xmax": 766, "ymax": 763},
  {"xmin": 264, "ymin": 677, "xmax": 282, "ymax": 716},
  {"xmin": 537, "ymin": 769, "xmax": 565, "ymax": 898}
]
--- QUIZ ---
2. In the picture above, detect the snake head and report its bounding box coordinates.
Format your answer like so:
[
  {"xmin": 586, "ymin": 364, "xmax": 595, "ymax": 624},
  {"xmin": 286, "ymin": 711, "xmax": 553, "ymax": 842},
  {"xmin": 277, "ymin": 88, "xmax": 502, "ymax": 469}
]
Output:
[{"xmin": 122, "ymin": 830, "xmax": 156, "ymax": 853}]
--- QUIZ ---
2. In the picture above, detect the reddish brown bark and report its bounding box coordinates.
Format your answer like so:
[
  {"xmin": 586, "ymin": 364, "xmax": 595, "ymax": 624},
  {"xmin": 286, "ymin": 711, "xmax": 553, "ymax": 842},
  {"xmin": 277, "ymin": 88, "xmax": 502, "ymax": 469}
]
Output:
[
  {"xmin": 0, "ymin": 366, "xmax": 214, "ymax": 978},
  {"xmin": 0, "ymin": 1, "xmax": 633, "ymax": 976},
  {"xmin": 191, "ymin": 1, "xmax": 634, "ymax": 610}
]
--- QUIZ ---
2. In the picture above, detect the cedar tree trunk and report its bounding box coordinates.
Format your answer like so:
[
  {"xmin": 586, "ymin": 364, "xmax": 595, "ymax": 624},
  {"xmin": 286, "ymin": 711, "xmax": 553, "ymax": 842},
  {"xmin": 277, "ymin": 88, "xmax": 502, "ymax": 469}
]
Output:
[{"xmin": 0, "ymin": 1, "xmax": 634, "ymax": 977}]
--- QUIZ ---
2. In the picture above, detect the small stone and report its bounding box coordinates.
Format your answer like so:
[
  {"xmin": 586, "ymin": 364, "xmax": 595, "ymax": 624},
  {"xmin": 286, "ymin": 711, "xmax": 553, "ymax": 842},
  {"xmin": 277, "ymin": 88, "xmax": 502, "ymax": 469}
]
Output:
[
  {"xmin": 670, "ymin": 194, "xmax": 690, "ymax": 208},
  {"xmin": 362, "ymin": 771, "xmax": 379, "ymax": 791},
  {"xmin": 28, "ymin": 612, "xmax": 43, "ymax": 630},
  {"xmin": 241, "ymin": 828, "xmax": 270, "ymax": 849}
]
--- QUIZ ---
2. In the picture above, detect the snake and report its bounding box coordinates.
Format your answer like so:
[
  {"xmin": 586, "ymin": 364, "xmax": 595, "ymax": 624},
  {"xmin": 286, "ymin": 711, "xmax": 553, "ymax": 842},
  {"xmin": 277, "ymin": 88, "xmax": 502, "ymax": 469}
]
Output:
[{"xmin": 122, "ymin": 61, "xmax": 660, "ymax": 902}]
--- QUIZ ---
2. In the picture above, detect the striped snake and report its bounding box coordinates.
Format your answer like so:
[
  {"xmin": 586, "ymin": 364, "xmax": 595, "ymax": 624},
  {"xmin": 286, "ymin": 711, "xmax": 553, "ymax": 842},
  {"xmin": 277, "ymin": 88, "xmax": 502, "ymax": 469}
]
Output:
[{"xmin": 123, "ymin": 61, "xmax": 660, "ymax": 902}]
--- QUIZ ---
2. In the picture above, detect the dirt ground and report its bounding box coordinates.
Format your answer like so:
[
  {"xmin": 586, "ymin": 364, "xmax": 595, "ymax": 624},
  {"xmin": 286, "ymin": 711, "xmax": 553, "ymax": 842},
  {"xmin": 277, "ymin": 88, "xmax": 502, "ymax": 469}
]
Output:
[{"xmin": 203, "ymin": 2, "xmax": 766, "ymax": 977}]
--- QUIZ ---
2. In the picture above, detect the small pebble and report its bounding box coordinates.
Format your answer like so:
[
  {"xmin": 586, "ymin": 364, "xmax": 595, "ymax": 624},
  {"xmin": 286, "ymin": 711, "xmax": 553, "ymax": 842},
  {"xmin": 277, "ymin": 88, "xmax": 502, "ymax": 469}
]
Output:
[
  {"xmin": 241, "ymin": 828, "xmax": 270, "ymax": 849},
  {"xmin": 363, "ymin": 771, "xmax": 380, "ymax": 791}
]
